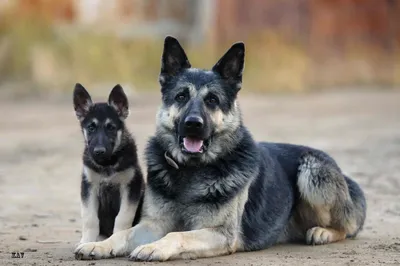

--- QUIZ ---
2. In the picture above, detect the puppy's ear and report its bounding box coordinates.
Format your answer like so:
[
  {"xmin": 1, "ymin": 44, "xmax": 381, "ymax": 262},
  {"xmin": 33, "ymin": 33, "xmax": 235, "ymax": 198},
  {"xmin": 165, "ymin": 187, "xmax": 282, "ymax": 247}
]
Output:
[
  {"xmin": 212, "ymin": 42, "xmax": 245, "ymax": 92},
  {"xmin": 159, "ymin": 36, "xmax": 191, "ymax": 85},
  {"xmin": 108, "ymin": 84, "xmax": 129, "ymax": 119},
  {"xmin": 73, "ymin": 83, "xmax": 93, "ymax": 121}
]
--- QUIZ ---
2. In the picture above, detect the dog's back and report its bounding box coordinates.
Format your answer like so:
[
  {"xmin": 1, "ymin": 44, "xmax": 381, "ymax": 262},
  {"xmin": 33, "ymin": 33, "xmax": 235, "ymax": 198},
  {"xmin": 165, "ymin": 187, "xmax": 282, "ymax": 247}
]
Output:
[{"xmin": 240, "ymin": 140, "xmax": 366, "ymax": 250}]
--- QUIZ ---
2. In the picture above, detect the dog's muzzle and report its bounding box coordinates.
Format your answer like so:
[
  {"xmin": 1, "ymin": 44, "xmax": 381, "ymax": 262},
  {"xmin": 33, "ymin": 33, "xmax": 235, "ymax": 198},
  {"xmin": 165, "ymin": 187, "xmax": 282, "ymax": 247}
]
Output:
[
  {"xmin": 179, "ymin": 115, "xmax": 210, "ymax": 154},
  {"xmin": 91, "ymin": 145, "xmax": 113, "ymax": 165}
]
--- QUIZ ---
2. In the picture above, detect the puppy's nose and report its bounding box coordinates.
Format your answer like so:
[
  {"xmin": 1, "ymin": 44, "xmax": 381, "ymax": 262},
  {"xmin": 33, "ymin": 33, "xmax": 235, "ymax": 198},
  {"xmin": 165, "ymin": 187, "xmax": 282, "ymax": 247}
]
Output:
[
  {"xmin": 184, "ymin": 116, "xmax": 204, "ymax": 130},
  {"xmin": 93, "ymin": 146, "xmax": 106, "ymax": 156}
]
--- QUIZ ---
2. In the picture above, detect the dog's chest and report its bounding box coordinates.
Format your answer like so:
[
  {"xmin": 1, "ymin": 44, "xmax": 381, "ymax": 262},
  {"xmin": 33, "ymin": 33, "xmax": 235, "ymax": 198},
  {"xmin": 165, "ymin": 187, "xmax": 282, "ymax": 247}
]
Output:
[
  {"xmin": 153, "ymin": 196, "xmax": 224, "ymax": 230},
  {"xmin": 160, "ymin": 168, "xmax": 242, "ymax": 204}
]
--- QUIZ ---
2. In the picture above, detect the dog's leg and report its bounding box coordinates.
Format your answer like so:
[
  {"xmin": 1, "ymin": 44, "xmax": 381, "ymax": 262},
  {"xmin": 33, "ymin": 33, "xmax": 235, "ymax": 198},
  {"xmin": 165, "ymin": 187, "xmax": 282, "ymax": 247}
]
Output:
[
  {"xmin": 297, "ymin": 152, "xmax": 366, "ymax": 245},
  {"xmin": 79, "ymin": 182, "xmax": 100, "ymax": 244},
  {"xmin": 113, "ymin": 185, "xmax": 138, "ymax": 233},
  {"xmin": 129, "ymin": 227, "xmax": 237, "ymax": 262},
  {"xmin": 75, "ymin": 219, "xmax": 169, "ymax": 260}
]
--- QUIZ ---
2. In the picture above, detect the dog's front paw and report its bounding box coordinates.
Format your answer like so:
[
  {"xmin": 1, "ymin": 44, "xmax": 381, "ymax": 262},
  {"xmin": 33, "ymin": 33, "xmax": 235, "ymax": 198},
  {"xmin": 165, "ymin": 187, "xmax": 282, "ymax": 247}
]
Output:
[
  {"xmin": 306, "ymin": 227, "xmax": 346, "ymax": 245},
  {"xmin": 306, "ymin": 227, "xmax": 333, "ymax": 245},
  {"xmin": 74, "ymin": 241, "xmax": 115, "ymax": 260},
  {"xmin": 128, "ymin": 243, "xmax": 171, "ymax": 262}
]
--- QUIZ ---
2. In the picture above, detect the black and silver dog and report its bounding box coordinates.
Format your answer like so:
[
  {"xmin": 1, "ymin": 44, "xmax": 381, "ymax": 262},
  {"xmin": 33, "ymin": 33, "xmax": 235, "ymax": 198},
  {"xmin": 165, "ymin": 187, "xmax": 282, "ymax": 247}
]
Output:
[
  {"xmin": 73, "ymin": 84, "xmax": 144, "ymax": 244},
  {"xmin": 75, "ymin": 37, "xmax": 366, "ymax": 261}
]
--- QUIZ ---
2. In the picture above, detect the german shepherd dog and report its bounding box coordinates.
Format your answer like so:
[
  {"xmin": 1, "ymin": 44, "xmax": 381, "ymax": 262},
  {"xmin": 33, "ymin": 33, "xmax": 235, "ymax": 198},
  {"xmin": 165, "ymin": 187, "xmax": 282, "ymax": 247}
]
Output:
[
  {"xmin": 73, "ymin": 84, "xmax": 144, "ymax": 245},
  {"xmin": 74, "ymin": 36, "xmax": 366, "ymax": 261}
]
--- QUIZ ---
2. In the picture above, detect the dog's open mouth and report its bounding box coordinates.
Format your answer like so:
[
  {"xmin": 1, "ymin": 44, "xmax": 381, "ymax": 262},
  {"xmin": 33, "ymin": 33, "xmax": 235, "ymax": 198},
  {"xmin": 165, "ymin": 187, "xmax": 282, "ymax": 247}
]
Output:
[{"xmin": 180, "ymin": 136, "xmax": 209, "ymax": 154}]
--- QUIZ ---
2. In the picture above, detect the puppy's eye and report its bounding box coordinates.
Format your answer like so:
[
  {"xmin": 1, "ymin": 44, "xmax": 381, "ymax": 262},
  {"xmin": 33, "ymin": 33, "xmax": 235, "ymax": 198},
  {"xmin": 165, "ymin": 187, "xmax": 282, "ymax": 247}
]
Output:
[
  {"xmin": 175, "ymin": 92, "xmax": 187, "ymax": 103},
  {"xmin": 87, "ymin": 123, "xmax": 97, "ymax": 133},
  {"xmin": 106, "ymin": 123, "xmax": 116, "ymax": 132},
  {"xmin": 205, "ymin": 95, "xmax": 219, "ymax": 107}
]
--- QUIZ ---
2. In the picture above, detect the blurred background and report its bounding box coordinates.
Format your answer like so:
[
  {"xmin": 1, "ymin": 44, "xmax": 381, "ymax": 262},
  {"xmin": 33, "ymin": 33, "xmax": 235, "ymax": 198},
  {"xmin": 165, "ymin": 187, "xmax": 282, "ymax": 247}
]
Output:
[
  {"xmin": 0, "ymin": 0, "xmax": 400, "ymax": 97},
  {"xmin": 1, "ymin": 2, "xmax": 400, "ymax": 264}
]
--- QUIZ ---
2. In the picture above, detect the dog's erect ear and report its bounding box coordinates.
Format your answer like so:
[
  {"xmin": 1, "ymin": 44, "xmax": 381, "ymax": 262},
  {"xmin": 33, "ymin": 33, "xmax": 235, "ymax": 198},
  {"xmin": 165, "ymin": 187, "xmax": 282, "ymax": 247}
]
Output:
[
  {"xmin": 108, "ymin": 84, "xmax": 129, "ymax": 119},
  {"xmin": 159, "ymin": 36, "xmax": 191, "ymax": 85},
  {"xmin": 212, "ymin": 42, "xmax": 245, "ymax": 89},
  {"xmin": 73, "ymin": 83, "xmax": 93, "ymax": 121}
]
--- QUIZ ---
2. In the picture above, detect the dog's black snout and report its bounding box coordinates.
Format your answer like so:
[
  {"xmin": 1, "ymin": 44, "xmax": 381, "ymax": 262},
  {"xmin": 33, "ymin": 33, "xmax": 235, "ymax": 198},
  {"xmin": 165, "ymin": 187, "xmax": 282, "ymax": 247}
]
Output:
[
  {"xmin": 184, "ymin": 116, "xmax": 204, "ymax": 130},
  {"xmin": 93, "ymin": 146, "xmax": 106, "ymax": 156}
]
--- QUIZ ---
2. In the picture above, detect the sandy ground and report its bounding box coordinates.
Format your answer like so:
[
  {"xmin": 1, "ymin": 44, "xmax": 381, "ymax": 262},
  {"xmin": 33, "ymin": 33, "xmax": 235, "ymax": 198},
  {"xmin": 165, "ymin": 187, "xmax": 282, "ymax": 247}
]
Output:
[{"xmin": 0, "ymin": 89, "xmax": 399, "ymax": 266}]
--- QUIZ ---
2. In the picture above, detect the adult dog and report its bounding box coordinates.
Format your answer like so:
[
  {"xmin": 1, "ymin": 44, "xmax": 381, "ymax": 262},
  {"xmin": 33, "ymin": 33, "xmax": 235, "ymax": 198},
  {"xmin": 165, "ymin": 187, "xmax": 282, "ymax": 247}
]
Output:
[{"xmin": 75, "ymin": 36, "xmax": 366, "ymax": 261}]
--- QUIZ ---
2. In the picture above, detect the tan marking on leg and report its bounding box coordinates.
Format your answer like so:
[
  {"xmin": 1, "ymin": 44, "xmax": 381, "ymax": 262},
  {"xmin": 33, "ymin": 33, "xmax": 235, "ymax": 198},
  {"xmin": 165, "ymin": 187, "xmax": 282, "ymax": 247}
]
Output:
[
  {"xmin": 295, "ymin": 201, "xmax": 332, "ymax": 229},
  {"xmin": 312, "ymin": 204, "xmax": 332, "ymax": 227},
  {"xmin": 230, "ymin": 238, "xmax": 239, "ymax": 254},
  {"xmin": 79, "ymin": 184, "xmax": 99, "ymax": 244},
  {"xmin": 344, "ymin": 218, "xmax": 358, "ymax": 236},
  {"xmin": 113, "ymin": 186, "xmax": 138, "ymax": 233},
  {"xmin": 129, "ymin": 228, "xmax": 234, "ymax": 261},
  {"xmin": 306, "ymin": 227, "xmax": 346, "ymax": 245}
]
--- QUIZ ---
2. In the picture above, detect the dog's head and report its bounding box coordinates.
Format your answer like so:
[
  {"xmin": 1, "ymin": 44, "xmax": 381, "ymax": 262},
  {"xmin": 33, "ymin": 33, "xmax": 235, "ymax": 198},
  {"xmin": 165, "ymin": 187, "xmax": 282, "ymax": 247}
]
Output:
[
  {"xmin": 73, "ymin": 84, "xmax": 129, "ymax": 165},
  {"xmin": 156, "ymin": 36, "xmax": 244, "ymax": 164}
]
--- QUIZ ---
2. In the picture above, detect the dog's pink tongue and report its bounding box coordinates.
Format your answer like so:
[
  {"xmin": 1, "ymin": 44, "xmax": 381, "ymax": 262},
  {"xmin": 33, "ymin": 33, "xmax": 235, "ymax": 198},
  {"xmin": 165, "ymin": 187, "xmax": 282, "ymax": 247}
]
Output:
[{"xmin": 183, "ymin": 137, "xmax": 203, "ymax": 153}]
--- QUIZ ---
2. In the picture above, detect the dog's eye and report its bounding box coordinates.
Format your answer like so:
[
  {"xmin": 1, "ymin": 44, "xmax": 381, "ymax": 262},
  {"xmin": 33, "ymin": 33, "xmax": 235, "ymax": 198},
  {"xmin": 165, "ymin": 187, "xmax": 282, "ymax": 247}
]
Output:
[
  {"xmin": 106, "ymin": 123, "xmax": 116, "ymax": 132},
  {"xmin": 205, "ymin": 95, "xmax": 219, "ymax": 107},
  {"xmin": 175, "ymin": 93, "xmax": 187, "ymax": 103},
  {"xmin": 87, "ymin": 123, "xmax": 97, "ymax": 133}
]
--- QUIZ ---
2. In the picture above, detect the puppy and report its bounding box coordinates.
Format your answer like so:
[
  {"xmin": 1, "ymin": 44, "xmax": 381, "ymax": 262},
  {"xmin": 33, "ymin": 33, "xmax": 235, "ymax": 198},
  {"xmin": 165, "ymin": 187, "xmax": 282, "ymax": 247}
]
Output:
[{"xmin": 73, "ymin": 83, "xmax": 144, "ymax": 244}]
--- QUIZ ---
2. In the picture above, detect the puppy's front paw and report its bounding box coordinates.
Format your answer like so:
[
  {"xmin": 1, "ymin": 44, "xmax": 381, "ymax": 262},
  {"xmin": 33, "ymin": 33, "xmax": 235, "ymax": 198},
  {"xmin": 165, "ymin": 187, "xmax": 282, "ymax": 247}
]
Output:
[
  {"xmin": 75, "ymin": 235, "xmax": 99, "ymax": 249},
  {"xmin": 74, "ymin": 241, "xmax": 115, "ymax": 260},
  {"xmin": 74, "ymin": 240, "xmax": 85, "ymax": 249}
]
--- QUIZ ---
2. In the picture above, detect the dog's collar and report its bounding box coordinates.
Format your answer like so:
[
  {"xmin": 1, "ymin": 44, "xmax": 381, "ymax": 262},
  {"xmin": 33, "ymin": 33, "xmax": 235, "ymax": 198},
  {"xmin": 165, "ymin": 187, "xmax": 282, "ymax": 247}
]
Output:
[{"xmin": 164, "ymin": 152, "xmax": 179, "ymax": 169}]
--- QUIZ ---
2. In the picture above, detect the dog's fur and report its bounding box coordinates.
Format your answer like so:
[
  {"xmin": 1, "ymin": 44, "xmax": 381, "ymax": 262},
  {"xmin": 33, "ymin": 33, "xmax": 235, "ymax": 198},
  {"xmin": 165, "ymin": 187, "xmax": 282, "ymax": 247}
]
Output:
[
  {"xmin": 73, "ymin": 84, "xmax": 144, "ymax": 244},
  {"xmin": 74, "ymin": 37, "xmax": 366, "ymax": 261}
]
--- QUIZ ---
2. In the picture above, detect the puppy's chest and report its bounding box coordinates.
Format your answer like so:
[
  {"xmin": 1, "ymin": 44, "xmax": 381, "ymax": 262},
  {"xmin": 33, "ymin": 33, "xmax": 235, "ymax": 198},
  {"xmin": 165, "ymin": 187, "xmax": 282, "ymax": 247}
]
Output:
[
  {"xmin": 84, "ymin": 166, "xmax": 135, "ymax": 186},
  {"xmin": 97, "ymin": 182, "xmax": 121, "ymax": 204}
]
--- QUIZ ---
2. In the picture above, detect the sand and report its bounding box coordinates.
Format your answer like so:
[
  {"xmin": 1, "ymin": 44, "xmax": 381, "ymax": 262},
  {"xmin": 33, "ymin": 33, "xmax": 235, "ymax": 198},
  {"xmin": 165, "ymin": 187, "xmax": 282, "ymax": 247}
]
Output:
[{"xmin": 0, "ymin": 89, "xmax": 399, "ymax": 266}]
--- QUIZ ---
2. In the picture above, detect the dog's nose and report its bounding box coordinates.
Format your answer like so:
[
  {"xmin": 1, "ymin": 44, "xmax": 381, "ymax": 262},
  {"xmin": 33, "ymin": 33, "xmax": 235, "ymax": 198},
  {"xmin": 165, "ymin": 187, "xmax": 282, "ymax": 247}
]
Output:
[
  {"xmin": 93, "ymin": 146, "xmax": 106, "ymax": 156},
  {"xmin": 184, "ymin": 116, "xmax": 204, "ymax": 130}
]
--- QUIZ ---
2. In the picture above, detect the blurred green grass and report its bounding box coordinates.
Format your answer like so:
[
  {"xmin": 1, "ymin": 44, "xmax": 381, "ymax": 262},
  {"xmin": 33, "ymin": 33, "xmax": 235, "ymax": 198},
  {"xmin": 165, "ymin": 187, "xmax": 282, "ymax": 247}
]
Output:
[{"xmin": 0, "ymin": 14, "xmax": 398, "ymax": 96}]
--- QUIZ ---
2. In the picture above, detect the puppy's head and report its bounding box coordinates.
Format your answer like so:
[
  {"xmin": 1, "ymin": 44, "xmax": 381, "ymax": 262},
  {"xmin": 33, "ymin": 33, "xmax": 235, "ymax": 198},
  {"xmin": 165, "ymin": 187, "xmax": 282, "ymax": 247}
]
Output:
[{"xmin": 73, "ymin": 84, "xmax": 129, "ymax": 165}]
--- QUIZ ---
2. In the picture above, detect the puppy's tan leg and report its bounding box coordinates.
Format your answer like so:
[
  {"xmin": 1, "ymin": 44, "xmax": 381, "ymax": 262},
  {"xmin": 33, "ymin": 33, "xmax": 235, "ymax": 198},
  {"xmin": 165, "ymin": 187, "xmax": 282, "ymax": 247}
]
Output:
[
  {"xmin": 79, "ymin": 185, "xmax": 99, "ymax": 244},
  {"xmin": 129, "ymin": 227, "xmax": 237, "ymax": 262},
  {"xmin": 113, "ymin": 186, "xmax": 139, "ymax": 233}
]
